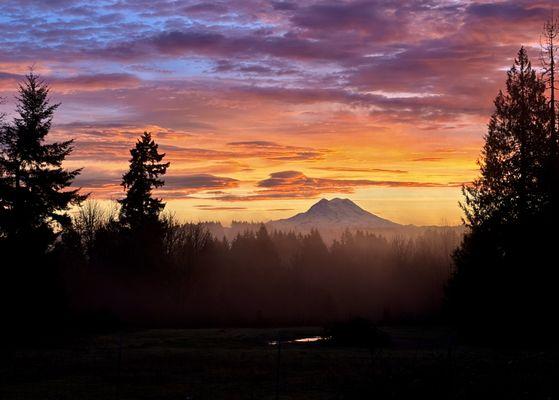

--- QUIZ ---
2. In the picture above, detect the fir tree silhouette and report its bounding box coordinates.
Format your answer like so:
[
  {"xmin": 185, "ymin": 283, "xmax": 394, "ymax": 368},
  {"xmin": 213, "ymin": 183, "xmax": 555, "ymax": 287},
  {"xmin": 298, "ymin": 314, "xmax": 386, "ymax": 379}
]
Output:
[
  {"xmin": 0, "ymin": 71, "xmax": 85, "ymax": 333},
  {"xmin": 0, "ymin": 71, "xmax": 86, "ymax": 253},
  {"xmin": 113, "ymin": 132, "xmax": 170, "ymax": 276},
  {"xmin": 461, "ymin": 48, "xmax": 549, "ymax": 229},
  {"xmin": 118, "ymin": 132, "xmax": 169, "ymax": 231},
  {"xmin": 447, "ymin": 48, "xmax": 557, "ymax": 341}
]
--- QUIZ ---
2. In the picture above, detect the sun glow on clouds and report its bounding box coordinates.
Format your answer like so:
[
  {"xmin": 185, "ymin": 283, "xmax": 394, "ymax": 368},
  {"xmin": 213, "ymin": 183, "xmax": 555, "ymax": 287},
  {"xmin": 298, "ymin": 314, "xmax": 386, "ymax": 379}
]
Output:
[{"xmin": 0, "ymin": 0, "xmax": 553, "ymax": 225}]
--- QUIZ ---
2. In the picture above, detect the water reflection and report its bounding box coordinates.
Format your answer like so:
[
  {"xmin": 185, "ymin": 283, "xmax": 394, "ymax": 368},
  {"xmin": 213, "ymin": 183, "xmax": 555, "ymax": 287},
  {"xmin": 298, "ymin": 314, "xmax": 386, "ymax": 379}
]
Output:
[{"xmin": 269, "ymin": 336, "xmax": 325, "ymax": 346}]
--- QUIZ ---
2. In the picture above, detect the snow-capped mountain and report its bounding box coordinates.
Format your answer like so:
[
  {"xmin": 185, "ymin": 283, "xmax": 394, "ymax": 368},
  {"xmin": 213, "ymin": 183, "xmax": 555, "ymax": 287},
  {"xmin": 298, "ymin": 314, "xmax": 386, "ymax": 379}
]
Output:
[{"xmin": 269, "ymin": 198, "xmax": 400, "ymax": 230}]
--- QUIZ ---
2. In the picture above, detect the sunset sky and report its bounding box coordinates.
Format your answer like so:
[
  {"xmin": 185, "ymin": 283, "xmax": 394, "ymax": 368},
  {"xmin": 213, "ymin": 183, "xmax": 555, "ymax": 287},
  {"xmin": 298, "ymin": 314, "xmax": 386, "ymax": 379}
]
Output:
[{"xmin": 0, "ymin": 0, "xmax": 555, "ymax": 225}]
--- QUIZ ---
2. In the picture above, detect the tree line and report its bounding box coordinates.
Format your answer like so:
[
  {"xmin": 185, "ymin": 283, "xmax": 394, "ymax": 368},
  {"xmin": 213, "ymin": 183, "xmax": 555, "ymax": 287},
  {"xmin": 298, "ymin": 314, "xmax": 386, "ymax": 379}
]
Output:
[{"xmin": 63, "ymin": 213, "xmax": 459, "ymax": 326}]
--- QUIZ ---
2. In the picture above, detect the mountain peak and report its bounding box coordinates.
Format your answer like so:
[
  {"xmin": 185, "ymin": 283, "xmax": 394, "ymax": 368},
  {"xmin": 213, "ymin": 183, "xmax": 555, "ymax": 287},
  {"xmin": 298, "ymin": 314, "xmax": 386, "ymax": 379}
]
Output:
[
  {"xmin": 271, "ymin": 198, "xmax": 400, "ymax": 230},
  {"xmin": 314, "ymin": 197, "xmax": 353, "ymax": 206},
  {"xmin": 328, "ymin": 197, "xmax": 352, "ymax": 205}
]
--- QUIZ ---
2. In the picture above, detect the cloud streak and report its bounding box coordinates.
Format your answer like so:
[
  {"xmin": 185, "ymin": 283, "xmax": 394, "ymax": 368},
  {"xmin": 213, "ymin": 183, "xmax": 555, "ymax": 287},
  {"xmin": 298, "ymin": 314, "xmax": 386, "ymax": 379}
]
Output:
[{"xmin": 213, "ymin": 171, "xmax": 463, "ymax": 201}]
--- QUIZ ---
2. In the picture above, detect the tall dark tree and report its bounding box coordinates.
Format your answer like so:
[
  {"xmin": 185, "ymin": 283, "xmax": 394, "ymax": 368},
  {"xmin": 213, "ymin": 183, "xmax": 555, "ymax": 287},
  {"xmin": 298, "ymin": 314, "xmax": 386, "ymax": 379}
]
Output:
[
  {"xmin": 540, "ymin": 16, "xmax": 559, "ymax": 221},
  {"xmin": 541, "ymin": 14, "xmax": 558, "ymax": 147},
  {"xmin": 461, "ymin": 48, "xmax": 549, "ymax": 229},
  {"xmin": 0, "ymin": 72, "xmax": 85, "ymax": 334},
  {"xmin": 0, "ymin": 72, "xmax": 85, "ymax": 252},
  {"xmin": 447, "ymin": 48, "xmax": 555, "ymax": 340},
  {"xmin": 0, "ymin": 106, "xmax": 6, "ymax": 222},
  {"xmin": 118, "ymin": 132, "xmax": 169, "ymax": 230}
]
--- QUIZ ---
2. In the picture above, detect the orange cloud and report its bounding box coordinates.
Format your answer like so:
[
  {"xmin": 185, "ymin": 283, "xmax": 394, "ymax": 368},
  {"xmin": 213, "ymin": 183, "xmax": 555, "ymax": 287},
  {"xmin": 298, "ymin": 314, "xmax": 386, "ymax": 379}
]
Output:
[
  {"xmin": 75, "ymin": 173, "xmax": 239, "ymax": 199},
  {"xmin": 212, "ymin": 171, "xmax": 464, "ymax": 201}
]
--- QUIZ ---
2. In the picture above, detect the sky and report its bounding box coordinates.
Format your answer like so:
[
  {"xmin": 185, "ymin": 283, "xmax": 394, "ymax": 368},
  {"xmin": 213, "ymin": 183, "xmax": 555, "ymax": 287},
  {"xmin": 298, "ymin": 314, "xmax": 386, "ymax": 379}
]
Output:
[{"xmin": 0, "ymin": 0, "xmax": 556, "ymax": 225}]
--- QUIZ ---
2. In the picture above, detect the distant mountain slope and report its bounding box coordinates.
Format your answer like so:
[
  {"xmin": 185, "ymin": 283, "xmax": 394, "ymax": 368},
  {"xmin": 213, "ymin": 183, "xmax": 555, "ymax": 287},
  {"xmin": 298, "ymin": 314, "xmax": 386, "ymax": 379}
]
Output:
[{"xmin": 269, "ymin": 198, "xmax": 401, "ymax": 230}]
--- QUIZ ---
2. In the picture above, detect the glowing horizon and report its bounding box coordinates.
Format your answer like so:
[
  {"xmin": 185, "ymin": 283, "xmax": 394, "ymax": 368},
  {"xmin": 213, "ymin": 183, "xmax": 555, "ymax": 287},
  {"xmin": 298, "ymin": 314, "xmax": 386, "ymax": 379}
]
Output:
[{"xmin": 1, "ymin": 0, "xmax": 554, "ymax": 225}]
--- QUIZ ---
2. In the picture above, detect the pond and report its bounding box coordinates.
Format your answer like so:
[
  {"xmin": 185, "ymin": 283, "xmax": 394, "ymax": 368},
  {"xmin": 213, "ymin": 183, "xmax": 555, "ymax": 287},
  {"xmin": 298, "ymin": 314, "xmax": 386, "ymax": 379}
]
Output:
[{"xmin": 268, "ymin": 336, "xmax": 325, "ymax": 346}]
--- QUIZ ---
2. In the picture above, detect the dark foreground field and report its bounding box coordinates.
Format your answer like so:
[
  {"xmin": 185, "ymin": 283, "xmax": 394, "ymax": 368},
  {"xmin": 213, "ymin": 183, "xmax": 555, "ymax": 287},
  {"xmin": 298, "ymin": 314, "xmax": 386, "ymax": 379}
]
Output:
[{"xmin": 1, "ymin": 326, "xmax": 557, "ymax": 399}]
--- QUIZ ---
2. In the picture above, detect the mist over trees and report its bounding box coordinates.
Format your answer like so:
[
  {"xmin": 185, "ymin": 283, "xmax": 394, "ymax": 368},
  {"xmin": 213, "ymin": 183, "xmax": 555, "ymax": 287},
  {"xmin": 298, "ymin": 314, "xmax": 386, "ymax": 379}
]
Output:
[{"xmin": 59, "ymin": 213, "xmax": 459, "ymax": 326}]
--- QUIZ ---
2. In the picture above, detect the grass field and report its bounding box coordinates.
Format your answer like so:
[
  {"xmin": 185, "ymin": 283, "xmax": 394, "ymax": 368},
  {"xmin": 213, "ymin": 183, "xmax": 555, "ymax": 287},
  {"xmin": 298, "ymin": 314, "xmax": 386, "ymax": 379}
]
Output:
[{"xmin": 1, "ymin": 326, "xmax": 557, "ymax": 399}]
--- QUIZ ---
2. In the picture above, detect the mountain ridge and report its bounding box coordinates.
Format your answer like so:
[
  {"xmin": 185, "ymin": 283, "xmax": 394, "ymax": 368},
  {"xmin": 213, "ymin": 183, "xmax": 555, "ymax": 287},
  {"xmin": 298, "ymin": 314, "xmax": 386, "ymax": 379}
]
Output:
[{"xmin": 268, "ymin": 197, "xmax": 401, "ymax": 230}]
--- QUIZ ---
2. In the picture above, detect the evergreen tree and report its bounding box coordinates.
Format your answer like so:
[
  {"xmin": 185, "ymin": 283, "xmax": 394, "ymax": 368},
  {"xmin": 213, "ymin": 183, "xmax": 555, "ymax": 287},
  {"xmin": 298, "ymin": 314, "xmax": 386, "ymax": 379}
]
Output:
[
  {"xmin": 461, "ymin": 48, "xmax": 549, "ymax": 229},
  {"xmin": 0, "ymin": 72, "xmax": 85, "ymax": 252},
  {"xmin": 541, "ymin": 15, "xmax": 558, "ymax": 148},
  {"xmin": 0, "ymin": 72, "xmax": 85, "ymax": 333},
  {"xmin": 540, "ymin": 16, "xmax": 559, "ymax": 221},
  {"xmin": 448, "ymin": 48, "xmax": 555, "ymax": 340},
  {"xmin": 118, "ymin": 132, "xmax": 169, "ymax": 230}
]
